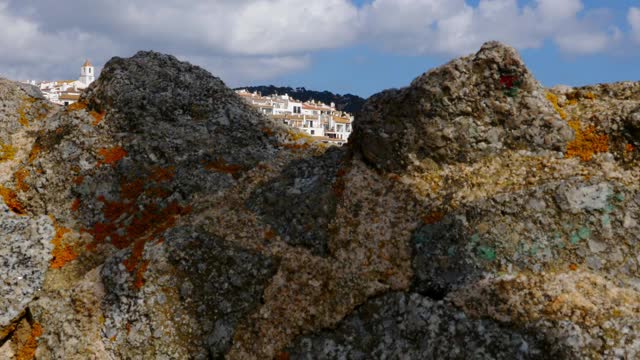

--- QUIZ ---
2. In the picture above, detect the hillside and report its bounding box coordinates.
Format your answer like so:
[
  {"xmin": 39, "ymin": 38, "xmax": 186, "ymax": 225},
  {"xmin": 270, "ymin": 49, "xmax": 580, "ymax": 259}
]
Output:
[
  {"xmin": 1, "ymin": 42, "xmax": 640, "ymax": 359},
  {"xmin": 236, "ymin": 85, "xmax": 366, "ymax": 114}
]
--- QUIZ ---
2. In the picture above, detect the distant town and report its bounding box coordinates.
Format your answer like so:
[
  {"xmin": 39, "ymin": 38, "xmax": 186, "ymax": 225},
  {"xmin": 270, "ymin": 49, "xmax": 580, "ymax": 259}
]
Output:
[
  {"xmin": 21, "ymin": 60, "xmax": 353, "ymax": 146},
  {"xmin": 236, "ymin": 89, "xmax": 353, "ymax": 146},
  {"xmin": 22, "ymin": 60, "xmax": 95, "ymax": 106}
]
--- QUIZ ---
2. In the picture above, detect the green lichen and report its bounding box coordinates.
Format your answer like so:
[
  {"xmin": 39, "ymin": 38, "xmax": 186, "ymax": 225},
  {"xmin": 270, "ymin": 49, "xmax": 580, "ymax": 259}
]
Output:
[
  {"xmin": 478, "ymin": 245, "xmax": 496, "ymax": 261},
  {"xmin": 447, "ymin": 246, "xmax": 457, "ymax": 257},
  {"xmin": 570, "ymin": 232, "xmax": 581, "ymax": 245},
  {"xmin": 578, "ymin": 227, "xmax": 591, "ymax": 240}
]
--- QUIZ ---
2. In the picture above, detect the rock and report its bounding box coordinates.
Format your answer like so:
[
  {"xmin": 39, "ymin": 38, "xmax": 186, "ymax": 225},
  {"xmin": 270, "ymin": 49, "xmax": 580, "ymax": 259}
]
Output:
[
  {"xmin": 0, "ymin": 202, "xmax": 54, "ymax": 330},
  {"xmin": 247, "ymin": 146, "xmax": 348, "ymax": 256},
  {"xmin": 2, "ymin": 41, "xmax": 640, "ymax": 359},
  {"xmin": 287, "ymin": 292, "xmax": 556, "ymax": 359},
  {"xmin": 352, "ymin": 41, "xmax": 573, "ymax": 170}
]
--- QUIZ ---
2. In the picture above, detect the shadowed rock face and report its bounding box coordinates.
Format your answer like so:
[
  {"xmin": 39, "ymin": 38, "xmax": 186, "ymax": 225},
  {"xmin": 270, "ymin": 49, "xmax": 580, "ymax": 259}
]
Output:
[
  {"xmin": 286, "ymin": 292, "xmax": 559, "ymax": 360},
  {"xmin": 2, "ymin": 43, "xmax": 640, "ymax": 359}
]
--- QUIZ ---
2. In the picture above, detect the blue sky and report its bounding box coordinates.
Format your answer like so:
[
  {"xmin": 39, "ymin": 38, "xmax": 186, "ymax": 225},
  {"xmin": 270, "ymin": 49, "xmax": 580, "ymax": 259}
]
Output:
[
  {"xmin": 1, "ymin": 0, "xmax": 640, "ymax": 98},
  {"xmin": 277, "ymin": 0, "xmax": 640, "ymax": 97}
]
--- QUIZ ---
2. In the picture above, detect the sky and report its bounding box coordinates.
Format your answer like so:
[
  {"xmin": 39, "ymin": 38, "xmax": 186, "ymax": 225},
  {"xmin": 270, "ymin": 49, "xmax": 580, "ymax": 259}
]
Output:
[{"xmin": 1, "ymin": 0, "xmax": 640, "ymax": 98}]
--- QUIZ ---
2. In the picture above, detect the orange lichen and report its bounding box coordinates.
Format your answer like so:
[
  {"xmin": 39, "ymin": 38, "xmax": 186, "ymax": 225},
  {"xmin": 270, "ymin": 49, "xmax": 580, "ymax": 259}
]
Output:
[
  {"xmin": 0, "ymin": 142, "xmax": 16, "ymax": 162},
  {"xmin": 14, "ymin": 168, "xmax": 29, "ymax": 192},
  {"xmin": 134, "ymin": 260, "xmax": 149, "ymax": 289},
  {"xmin": 569, "ymin": 264, "xmax": 578, "ymax": 271},
  {"xmin": 121, "ymin": 178, "xmax": 145, "ymax": 200},
  {"xmin": 275, "ymin": 352, "xmax": 290, "ymax": 360},
  {"xmin": 27, "ymin": 143, "xmax": 41, "ymax": 163},
  {"xmin": 50, "ymin": 223, "xmax": 77, "ymax": 269},
  {"xmin": 149, "ymin": 166, "xmax": 175, "ymax": 182},
  {"xmin": 15, "ymin": 322, "xmax": 43, "ymax": 360},
  {"xmin": 626, "ymin": 144, "xmax": 635, "ymax": 153},
  {"xmin": 546, "ymin": 92, "xmax": 567, "ymax": 120},
  {"xmin": 66, "ymin": 101, "xmax": 87, "ymax": 112},
  {"xmin": 264, "ymin": 229, "xmax": 277, "ymax": 240},
  {"xmin": 332, "ymin": 167, "xmax": 348, "ymax": 198},
  {"xmin": 90, "ymin": 110, "xmax": 106, "ymax": 126},
  {"xmin": 97, "ymin": 146, "xmax": 128, "ymax": 167},
  {"xmin": 261, "ymin": 127, "xmax": 274, "ymax": 136},
  {"xmin": 124, "ymin": 238, "xmax": 147, "ymax": 272},
  {"xmin": 204, "ymin": 159, "xmax": 243, "ymax": 174},
  {"xmin": 423, "ymin": 211, "xmax": 445, "ymax": 225},
  {"xmin": 86, "ymin": 170, "xmax": 191, "ymax": 289},
  {"xmin": 0, "ymin": 186, "xmax": 26, "ymax": 215},
  {"xmin": 566, "ymin": 120, "xmax": 609, "ymax": 161},
  {"xmin": 73, "ymin": 175, "xmax": 85, "ymax": 185},
  {"xmin": 583, "ymin": 92, "xmax": 597, "ymax": 100},
  {"xmin": 71, "ymin": 198, "xmax": 81, "ymax": 212}
]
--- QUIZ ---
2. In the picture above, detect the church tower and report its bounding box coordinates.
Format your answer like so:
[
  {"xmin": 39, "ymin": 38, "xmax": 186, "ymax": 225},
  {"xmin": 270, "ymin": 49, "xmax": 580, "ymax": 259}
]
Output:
[{"xmin": 79, "ymin": 59, "xmax": 95, "ymax": 86}]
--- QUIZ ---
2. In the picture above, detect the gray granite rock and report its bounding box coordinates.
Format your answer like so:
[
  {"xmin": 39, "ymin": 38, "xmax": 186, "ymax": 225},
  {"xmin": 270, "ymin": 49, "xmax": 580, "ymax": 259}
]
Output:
[{"xmin": 0, "ymin": 203, "xmax": 54, "ymax": 328}]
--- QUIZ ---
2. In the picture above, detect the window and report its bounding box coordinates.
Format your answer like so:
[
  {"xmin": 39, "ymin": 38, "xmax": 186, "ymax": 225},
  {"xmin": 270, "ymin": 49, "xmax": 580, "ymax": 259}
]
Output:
[
  {"xmin": 64, "ymin": 101, "xmax": 69, "ymax": 106},
  {"xmin": 89, "ymin": 68, "xmax": 91, "ymax": 74},
  {"xmin": 310, "ymin": 130, "xmax": 315, "ymax": 135},
  {"xmin": 309, "ymin": 121, "xmax": 314, "ymax": 128}
]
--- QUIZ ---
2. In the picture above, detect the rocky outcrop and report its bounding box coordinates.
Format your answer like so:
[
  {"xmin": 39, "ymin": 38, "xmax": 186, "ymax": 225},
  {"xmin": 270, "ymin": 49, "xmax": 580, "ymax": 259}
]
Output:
[
  {"xmin": 352, "ymin": 41, "xmax": 573, "ymax": 170},
  {"xmin": 1, "ymin": 42, "xmax": 640, "ymax": 359}
]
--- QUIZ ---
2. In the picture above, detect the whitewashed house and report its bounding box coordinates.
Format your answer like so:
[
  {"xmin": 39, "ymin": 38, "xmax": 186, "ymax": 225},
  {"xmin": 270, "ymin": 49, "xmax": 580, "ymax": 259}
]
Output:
[{"xmin": 23, "ymin": 60, "xmax": 96, "ymax": 106}]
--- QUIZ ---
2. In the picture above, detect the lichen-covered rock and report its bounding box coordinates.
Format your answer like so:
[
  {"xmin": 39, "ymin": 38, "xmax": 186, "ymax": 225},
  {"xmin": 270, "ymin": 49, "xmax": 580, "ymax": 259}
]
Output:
[
  {"xmin": 0, "ymin": 202, "xmax": 54, "ymax": 330},
  {"xmin": 352, "ymin": 41, "xmax": 573, "ymax": 170},
  {"xmin": 3, "ymin": 42, "xmax": 640, "ymax": 359},
  {"xmin": 99, "ymin": 227, "xmax": 278, "ymax": 359}
]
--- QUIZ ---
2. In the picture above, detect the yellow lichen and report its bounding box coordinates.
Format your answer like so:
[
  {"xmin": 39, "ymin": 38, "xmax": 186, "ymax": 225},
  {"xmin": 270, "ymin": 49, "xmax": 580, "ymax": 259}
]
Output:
[
  {"xmin": 566, "ymin": 120, "xmax": 609, "ymax": 161},
  {"xmin": 546, "ymin": 92, "xmax": 567, "ymax": 120},
  {"xmin": 27, "ymin": 143, "xmax": 41, "ymax": 163},
  {"xmin": 14, "ymin": 168, "xmax": 29, "ymax": 192},
  {"xmin": 0, "ymin": 142, "xmax": 16, "ymax": 162},
  {"xmin": 66, "ymin": 101, "xmax": 87, "ymax": 112},
  {"xmin": 18, "ymin": 106, "xmax": 29, "ymax": 127}
]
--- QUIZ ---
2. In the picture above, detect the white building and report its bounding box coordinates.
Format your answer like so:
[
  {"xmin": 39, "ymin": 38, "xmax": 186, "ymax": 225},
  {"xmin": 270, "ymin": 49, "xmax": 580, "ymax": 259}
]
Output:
[
  {"xmin": 23, "ymin": 60, "xmax": 96, "ymax": 106},
  {"xmin": 236, "ymin": 89, "xmax": 354, "ymax": 146},
  {"xmin": 78, "ymin": 59, "xmax": 95, "ymax": 86}
]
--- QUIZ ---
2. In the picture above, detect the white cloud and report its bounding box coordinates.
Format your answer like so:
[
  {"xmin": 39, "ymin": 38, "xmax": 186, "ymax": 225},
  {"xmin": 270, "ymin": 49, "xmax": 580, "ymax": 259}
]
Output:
[
  {"xmin": 179, "ymin": 54, "xmax": 312, "ymax": 87},
  {"xmin": 360, "ymin": 0, "xmax": 621, "ymax": 56},
  {"xmin": 0, "ymin": 0, "xmax": 357, "ymax": 83},
  {"xmin": 0, "ymin": 0, "xmax": 636, "ymax": 84},
  {"xmin": 629, "ymin": 7, "xmax": 640, "ymax": 43}
]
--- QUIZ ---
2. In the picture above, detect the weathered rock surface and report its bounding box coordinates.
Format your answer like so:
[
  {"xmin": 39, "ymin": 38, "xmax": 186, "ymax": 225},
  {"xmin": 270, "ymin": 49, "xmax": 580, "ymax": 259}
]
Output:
[
  {"xmin": 287, "ymin": 292, "xmax": 557, "ymax": 359},
  {"xmin": 1, "ymin": 42, "xmax": 640, "ymax": 359},
  {"xmin": 353, "ymin": 41, "xmax": 574, "ymax": 170},
  {"xmin": 0, "ymin": 203, "xmax": 54, "ymax": 330}
]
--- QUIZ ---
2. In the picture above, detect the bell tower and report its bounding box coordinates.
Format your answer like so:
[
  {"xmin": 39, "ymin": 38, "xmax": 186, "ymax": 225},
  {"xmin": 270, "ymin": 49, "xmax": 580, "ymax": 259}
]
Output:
[{"xmin": 79, "ymin": 59, "xmax": 95, "ymax": 86}]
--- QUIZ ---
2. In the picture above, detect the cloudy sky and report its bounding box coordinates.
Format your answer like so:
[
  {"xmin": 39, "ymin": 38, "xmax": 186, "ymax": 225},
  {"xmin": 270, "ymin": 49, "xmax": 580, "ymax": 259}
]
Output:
[{"xmin": 1, "ymin": 0, "xmax": 639, "ymax": 97}]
